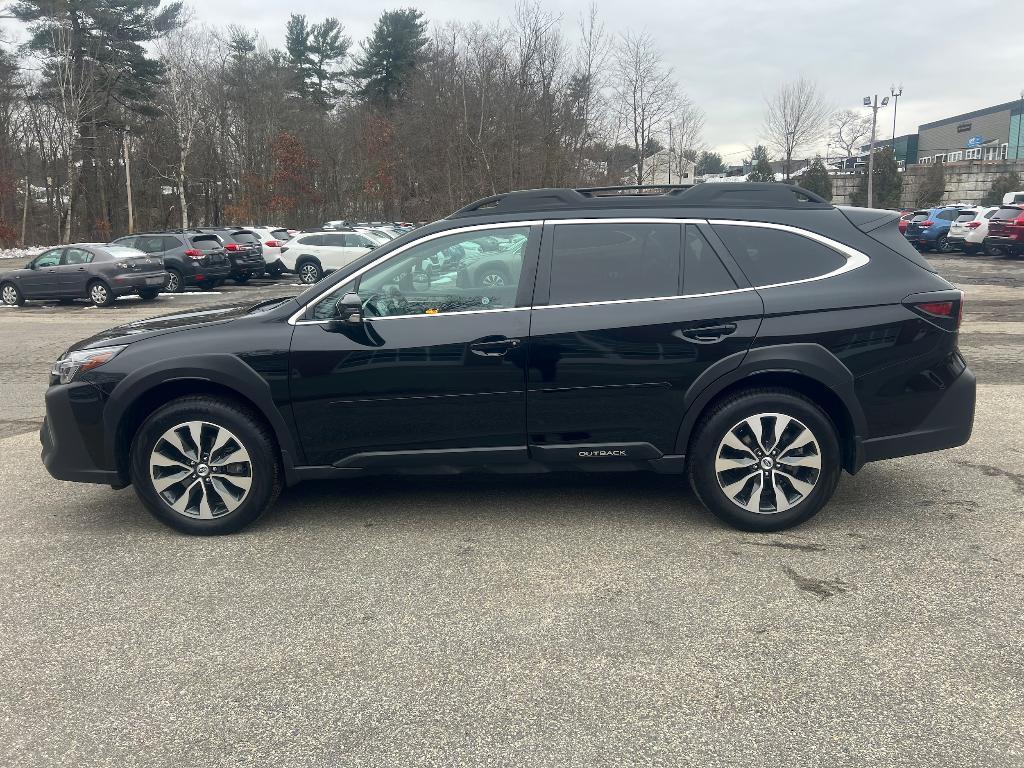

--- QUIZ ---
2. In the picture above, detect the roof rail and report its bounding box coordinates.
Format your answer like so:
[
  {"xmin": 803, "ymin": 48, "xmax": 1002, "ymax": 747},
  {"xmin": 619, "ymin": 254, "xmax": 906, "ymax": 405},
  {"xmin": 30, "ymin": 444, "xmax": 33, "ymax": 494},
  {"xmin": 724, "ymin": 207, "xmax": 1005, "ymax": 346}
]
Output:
[{"xmin": 448, "ymin": 182, "xmax": 832, "ymax": 219}]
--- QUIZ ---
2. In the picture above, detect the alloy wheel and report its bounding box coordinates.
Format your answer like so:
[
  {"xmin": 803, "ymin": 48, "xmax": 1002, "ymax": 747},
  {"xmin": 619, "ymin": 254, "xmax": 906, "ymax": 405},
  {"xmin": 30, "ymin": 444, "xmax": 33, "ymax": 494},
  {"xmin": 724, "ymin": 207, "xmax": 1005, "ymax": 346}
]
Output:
[
  {"xmin": 480, "ymin": 272, "xmax": 506, "ymax": 287},
  {"xmin": 166, "ymin": 272, "xmax": 180, "ymax": 292},
  {"xmin": 149, "ymin": 420, "xmax": 253, "ymax": 519},
  {"xmin": 299, "ymin": 264, "xmax": 320, "ymax": 284},
  {"xmin": 2, "ymin": 284, "xmax": 18, "ymax": 305},
  {"xmin": 90, "ymin": 283, "xmax": 109, "ymax": 305},
  {"xmin": 714, "ymin": 412, "xmax": 821, "ymax": 514}
]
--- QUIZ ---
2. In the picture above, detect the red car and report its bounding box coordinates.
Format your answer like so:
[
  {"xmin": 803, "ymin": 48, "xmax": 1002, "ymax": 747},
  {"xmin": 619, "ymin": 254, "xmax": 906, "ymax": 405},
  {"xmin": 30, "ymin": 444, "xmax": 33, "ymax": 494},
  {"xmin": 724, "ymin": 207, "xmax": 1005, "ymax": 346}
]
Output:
[{"xmin": 898, "ymin": 211, "xmax": 914, "ymax": 234}]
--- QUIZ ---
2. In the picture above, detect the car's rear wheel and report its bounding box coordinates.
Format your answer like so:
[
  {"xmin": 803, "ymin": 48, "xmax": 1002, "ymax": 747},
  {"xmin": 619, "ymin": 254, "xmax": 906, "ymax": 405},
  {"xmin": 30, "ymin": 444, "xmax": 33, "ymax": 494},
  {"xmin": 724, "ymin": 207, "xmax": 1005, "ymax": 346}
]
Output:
[
  {"xmin": 233, "ymin": 274, "xmax": 250, "ymax": 285},
  {"xmin": 129, "ymin": 396, "xmax": 281, "ymax": 535},
  {"xmin": 688, "ymin": 388, "xmax": 841, "ymax": 532},
  {"xmin": 298, "ymin": 260, "xmax": 323, "ymax": 284},
  {"xmin": 138, "ymin": 288, "xmax": 160, "ymax": 301},
  {"xmin": 88, "ymin": 280, "xmax": 115, "ymax": 307},
  {"xmin": 477, "ymin": 265, "xmax": 510, "ymax": 288},
  {"xmin": 963, "ymin": 244, "xmax": 979, "ymax": 256},
  {"xmin": 935, "ymin": 234, "xmax": 952, "ymax": 253},
  {"xmin": 984, "ymin": 244, "xmax": 1005, "ymax": 257},
  {"xmin": 164, "ymin": 269, "xmax": 183, "ymax": 293},
  {"xmin": 1, "ymin": 282, "xmax": 24, "ymax": 306}
]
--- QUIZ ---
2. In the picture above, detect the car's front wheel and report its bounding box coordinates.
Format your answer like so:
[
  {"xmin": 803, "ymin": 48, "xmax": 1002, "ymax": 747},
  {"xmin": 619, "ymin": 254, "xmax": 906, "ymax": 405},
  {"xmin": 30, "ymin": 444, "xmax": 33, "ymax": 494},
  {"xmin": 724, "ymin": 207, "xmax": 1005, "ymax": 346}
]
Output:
[
  {"xmin": 1, "ymin": 282, "xmax": 24, "ymax": 306},
  {"xmin": 688, "ymin": 388, "xmax": 841, "ymax": 532},
  {"xmin": 130, "ymin": 396, "xmax": 281, "ymax": 535}
]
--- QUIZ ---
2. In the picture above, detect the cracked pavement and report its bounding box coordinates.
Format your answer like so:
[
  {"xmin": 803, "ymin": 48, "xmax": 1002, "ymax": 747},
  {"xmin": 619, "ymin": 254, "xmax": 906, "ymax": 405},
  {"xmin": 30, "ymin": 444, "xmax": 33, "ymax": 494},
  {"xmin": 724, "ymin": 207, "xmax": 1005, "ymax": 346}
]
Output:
[{"xmin": 0, "ymin": 256, "xmax": 1022, "ymax": 766}]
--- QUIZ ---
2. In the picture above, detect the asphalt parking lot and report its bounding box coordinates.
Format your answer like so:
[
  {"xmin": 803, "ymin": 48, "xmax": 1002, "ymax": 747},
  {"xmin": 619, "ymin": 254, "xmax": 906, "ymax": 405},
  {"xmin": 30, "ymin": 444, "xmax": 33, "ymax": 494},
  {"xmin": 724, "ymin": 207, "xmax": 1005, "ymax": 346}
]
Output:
[{"xmin": 0, "ymin": 256, "xmax": 1022, "ymax": 766}]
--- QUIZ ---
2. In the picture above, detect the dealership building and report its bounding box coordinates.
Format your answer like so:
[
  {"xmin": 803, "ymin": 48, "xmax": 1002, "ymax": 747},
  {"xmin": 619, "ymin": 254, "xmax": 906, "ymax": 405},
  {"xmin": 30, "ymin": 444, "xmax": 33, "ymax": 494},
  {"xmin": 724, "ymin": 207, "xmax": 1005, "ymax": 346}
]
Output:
[{"xmin": 853, "ymin": 99, "xmax": 1024, "ymax": 167}]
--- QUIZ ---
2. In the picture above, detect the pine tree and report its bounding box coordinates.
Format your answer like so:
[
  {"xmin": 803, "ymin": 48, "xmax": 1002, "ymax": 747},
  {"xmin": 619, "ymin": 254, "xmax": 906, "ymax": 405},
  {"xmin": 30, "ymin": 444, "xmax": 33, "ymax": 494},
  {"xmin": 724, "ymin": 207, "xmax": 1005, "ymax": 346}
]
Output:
[
  {"xmin": 747, "ymin": 145, "xmax": 774, "ymax": 182},
  {"xmin": 285, "ymin": 14, "xmax": 313, "ymax": 98},
  {"xmin": 980, "ymin": 171, "xmax": 1022, "ymax": 206},
  {"xmin": 916, "ymin": 158, "xmax": 945, "ymax": 208},
  {"xmin": 351, "ymin": 9, "xmax": 428, "ymax": 106},
  {"xmin": 850, "ymin": 147, "xmax": 902, "ymax": 208},
  {"xmin": 695, "ymin": 151, "xmax": 724, "ymax": 176},
  {"xmin": 307, "ymin": 19, "xmax": 350, "ymax": 108},
  {"xmin": 801, "ymin": 157, "xmax": 833, "ymax": 201}
]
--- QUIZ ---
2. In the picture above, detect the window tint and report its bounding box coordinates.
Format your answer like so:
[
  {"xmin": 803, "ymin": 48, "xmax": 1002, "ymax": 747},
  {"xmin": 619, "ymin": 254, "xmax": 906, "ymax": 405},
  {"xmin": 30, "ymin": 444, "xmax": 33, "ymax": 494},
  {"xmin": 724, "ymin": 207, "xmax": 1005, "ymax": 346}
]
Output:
[
  {"xmin": 346, "ymin": 234, "xmax": 375, "ymax": 248},
  {"xmin": 270, "ymin": 229, "xmax": 290, "ymax": 241},
  {"xmin": 321, "ymin": 233, "xmax": 346, "ymax": 247},
  {"xmin": 992, "ymin": 207, "xmax": 1023, "ymax": 221},
  {"xmin": 112, "ymin": 236, "xmax": 135, "ymax": 248},
  {"xmin": 683, "ymin": 227, "xmax": 736, "ymax": 294},
  {"xmin": 955, "ymin": 212, "xmax": 978, "ymax": 223},
  {"xmin": 162, "ymin": 236, "xmax": 184, "ymax": 250},
  {"xmin": 311, "ymin": 226, "xmax": 531, "ymax": 319},
  {"xmin": 296, "ymin": 234, "xmax": 323, "ymax": 246},
  {"xmin": 937, "ymin": 210, "xmax": 959, "ymax": 221},
  {"xmin": 34, "ymin": 250, "xmax": 62, "ymax": 268},
  {"xmin": 231, "ymin": 231, "xmax": 259, "ymax": 244},
  {"xmin": 63, "ymin": 248, "xmax": 93, "ymax": 265},
  {"xmin": 984, "ymin": 209, "xmax": 997, "ymax": 219},
  {"xmin": 134, "ymin": 236, "xmax": 165, "ymax": 253},
  {"xmin": 712, "ymin": 224, "xmax": 846, "ymax": 286},
  {"xmin": 549, "ymin": 223, "xmax": 680, "ymax": 304},
  {"xmin": 189, "ymin": 235, "xmax": 221, "ymax": 249},
  {"xmin": 910, "ymin": 213, "xmax": 930, "ymax": 222}
]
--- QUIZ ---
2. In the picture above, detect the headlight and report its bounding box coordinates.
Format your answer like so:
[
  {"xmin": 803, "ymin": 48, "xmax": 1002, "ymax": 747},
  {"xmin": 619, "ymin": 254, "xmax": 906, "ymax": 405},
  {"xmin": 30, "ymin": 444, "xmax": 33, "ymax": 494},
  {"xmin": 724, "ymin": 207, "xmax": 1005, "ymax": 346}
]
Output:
[{"xmin": 51, "ymin": 345, "xmax": 126, "ymax": 384}]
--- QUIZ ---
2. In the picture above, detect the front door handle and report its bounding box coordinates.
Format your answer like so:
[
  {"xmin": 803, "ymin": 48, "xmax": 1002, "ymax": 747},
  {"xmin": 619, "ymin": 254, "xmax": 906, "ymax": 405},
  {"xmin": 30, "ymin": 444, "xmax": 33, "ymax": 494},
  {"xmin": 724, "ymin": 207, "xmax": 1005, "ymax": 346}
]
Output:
[
  {"xmin": 680, "ymin": 323, "xmax": 738, "ymax": 343},
  {"xmin": 469, "ymin": 337, "xmax": 521, "ymax": 357}
]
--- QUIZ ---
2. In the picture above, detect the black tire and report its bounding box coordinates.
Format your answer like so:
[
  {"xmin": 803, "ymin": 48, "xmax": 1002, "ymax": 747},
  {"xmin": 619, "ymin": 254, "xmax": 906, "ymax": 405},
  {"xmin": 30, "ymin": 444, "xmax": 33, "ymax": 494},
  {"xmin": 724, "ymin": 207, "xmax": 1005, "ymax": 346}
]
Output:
[
  {"xmin": 934, "ymin": 235, "xmax": 952, "ymax": 254},
  {"xmin": 165, "ymin": 269, "xmax": 184, "ymax": 293},
  {"xmin": 129, "ymin": 396, "xmax": 281, "ymax": 535},
  {"xmin": 138, "ymin": 288, "xmax": 160, "ymax": 301},
  {"xmin": 266, "ymin": 264, "xmax": 284, "ymax": 277},
  {"xmin": 197, "ymin": 281, "xmax": 216, "ymax": 291},
  {"xmin": 297, "ymin": 259, "xmax": 322, "ymax": 285},
  {"xmin": 963, "ymin": 244, "xmax": 979, "ymax": 256},
  {"xmin": 1, "ymin": 282, "xmax": 24, "ymax": 306},
  {"xmin": 88, "ymin": 279, "xmax": 115, "ymax": 307},
  {"xmin": 233, "ymin": 274, "xmax": 250, "ymax": 285},
  {"xmin": 984, "ymin": 244, "xmax": 1005, "ymax": 257},
  {"xmin": 687, "ymin": 388, "xmax": 841, "ymax": 532}
]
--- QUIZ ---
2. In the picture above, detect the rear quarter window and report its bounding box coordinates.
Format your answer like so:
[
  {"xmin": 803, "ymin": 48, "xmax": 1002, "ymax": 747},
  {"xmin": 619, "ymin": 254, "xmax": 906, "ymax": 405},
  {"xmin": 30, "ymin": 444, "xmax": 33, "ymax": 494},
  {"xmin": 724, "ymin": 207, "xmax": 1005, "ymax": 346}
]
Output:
[
  {"xmin": 270, "ymin": 229, "xmax": 291, "ymax": 241},
  {"xmin": 711, "ymin": 224, "xmax": 846, "ymax": 286}
]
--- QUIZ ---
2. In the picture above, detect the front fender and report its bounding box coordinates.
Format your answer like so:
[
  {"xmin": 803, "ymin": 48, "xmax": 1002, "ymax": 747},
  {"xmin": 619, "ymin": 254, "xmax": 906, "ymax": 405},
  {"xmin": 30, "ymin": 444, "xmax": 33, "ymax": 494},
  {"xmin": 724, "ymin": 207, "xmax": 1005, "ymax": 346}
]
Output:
[{"xmin": 102, "ymin": 353, "xmax": 301, "ymax": 484}]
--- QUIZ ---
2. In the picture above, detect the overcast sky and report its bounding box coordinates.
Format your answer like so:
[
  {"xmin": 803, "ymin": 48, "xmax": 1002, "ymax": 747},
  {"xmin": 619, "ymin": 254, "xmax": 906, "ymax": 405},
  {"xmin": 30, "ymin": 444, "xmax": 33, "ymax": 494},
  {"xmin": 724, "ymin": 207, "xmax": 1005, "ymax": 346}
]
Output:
[{"xmin": 22, "ymin": 0, "xmax": 1024, "ymax": 160}]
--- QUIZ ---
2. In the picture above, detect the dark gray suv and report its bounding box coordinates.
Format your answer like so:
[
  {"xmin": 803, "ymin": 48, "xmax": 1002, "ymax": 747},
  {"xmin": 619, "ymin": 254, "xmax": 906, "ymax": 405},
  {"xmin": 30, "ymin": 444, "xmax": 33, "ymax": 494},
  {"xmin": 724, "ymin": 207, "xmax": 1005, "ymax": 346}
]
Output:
[{"xmin": 110, "ymin": 232, "xmax": 232, "ymax": 293}]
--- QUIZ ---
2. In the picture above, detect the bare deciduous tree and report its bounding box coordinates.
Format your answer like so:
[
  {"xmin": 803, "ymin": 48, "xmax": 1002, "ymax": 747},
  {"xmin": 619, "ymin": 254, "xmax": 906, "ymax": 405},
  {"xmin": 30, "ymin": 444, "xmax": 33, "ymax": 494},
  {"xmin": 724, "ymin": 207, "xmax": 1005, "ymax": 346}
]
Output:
[
  {"xmin": 763, "ymin": 77, "xmax": 832, "ymax": 180},
  {"xmin": 831, "ymin": 108, "xmax": 872, "ymax": 159},
  {"xmin": 611, "ymin": 30, "xmax": 678, "ymax": 186}
]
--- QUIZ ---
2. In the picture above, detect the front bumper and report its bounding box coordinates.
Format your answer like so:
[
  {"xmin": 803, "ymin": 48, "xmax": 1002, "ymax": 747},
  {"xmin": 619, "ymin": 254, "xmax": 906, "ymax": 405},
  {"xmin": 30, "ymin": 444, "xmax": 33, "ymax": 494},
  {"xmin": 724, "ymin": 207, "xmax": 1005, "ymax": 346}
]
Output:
[
  {"xmin": 860, "ymin": 365, "xmax": 976, "ymax": 463},
  {"xmin": 110, "ymin": 272, "xmax": 168, "ymax": 295},
  {"xmin": 40, "ymin": 382, "xmax": 123, "ymax": 486}
]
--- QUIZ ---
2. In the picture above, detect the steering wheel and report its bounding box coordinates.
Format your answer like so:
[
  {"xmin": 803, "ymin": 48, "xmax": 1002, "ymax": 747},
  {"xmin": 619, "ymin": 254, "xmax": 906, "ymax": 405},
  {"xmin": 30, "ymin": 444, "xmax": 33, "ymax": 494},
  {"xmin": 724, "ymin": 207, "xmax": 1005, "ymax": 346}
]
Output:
[{"xmin": 360, "ymin": 292, "xmax": 384, "ymax": 317}]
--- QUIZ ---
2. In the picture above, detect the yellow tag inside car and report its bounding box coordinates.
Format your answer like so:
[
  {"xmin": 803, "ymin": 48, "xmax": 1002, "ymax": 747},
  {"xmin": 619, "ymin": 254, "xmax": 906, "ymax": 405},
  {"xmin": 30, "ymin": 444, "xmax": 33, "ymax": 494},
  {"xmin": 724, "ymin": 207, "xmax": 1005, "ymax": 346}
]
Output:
[{"xmin": 425, "ymin": 308, "xmax": 439, "ymax": 314}]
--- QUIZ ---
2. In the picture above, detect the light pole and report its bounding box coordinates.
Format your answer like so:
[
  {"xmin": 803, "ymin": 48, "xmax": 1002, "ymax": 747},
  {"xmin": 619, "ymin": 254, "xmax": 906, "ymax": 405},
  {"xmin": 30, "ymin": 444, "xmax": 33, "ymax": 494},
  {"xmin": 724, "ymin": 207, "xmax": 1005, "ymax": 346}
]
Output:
[
  {"xmin": 1016, "ymin": 89, "xmax": 1023, "ymax": 161},
  {"xmin": 890, "ymin": 84, "xmax": 903, "ymax": 163},
  {"xmin": 864, "ymin": 93, "xmax": 890, "ymax": 208}
]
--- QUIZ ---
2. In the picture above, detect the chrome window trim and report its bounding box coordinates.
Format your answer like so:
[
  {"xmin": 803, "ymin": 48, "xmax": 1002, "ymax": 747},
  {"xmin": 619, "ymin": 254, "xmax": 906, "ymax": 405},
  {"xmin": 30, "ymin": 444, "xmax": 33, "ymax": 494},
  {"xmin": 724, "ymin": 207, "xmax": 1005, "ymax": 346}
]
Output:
[
  {"xmin": 289, "ymin": 216, "xmax": 870, "ymax": 323},
  {"xmin": 288, "ymin": 220, "xmax": 542, "ymax": 325}
]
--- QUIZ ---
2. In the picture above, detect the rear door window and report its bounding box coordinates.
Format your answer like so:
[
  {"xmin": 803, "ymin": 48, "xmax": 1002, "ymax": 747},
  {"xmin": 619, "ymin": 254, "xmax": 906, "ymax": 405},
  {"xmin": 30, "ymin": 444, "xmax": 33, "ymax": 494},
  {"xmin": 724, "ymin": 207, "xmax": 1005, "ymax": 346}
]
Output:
[
  {"xmin": 345, "ymin": 234, "xmax": 376, "ymax": 248},
  {"xmin": 683, "ymin": 227, "xmax": 736, "ymax": 295},
  {"xmin": 712, "ymin": 224, "xmax": 846, "ymax": 286},
  {"xmin": 134, "ymin": 235, "xmax": 165, "ymax": 253},
  {"xmin": 548, "ymin": 223, "xmax": 681, "ymax": 304},
  {"xmin": 321, "ymin": 234, "xmax": 347, "ymax": 247},
  {"xmin": 63, "ymin": 248, "xmax": 94, "ymax": 265}
]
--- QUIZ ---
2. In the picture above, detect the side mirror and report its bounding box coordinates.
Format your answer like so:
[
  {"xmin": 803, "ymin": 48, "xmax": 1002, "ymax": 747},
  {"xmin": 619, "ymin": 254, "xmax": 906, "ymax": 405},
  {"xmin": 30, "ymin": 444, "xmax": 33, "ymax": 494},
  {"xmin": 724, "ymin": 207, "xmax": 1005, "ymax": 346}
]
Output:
[{"xmin": 326, "ymin": 292, "xmax": 363, "ymax": 331}]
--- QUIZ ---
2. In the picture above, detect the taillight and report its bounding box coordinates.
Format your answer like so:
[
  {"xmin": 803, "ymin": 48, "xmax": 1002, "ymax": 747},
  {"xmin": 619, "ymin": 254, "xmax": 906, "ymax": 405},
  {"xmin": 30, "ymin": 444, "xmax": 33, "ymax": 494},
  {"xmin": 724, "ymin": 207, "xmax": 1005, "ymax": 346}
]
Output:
[
  {"xmin": 965, "ymin": 221, "xmax": 981, "ymax": 229},
  {"xmin": 920, "ymin": 220, "xmax": 934, "ymax": 228},
  {"xmin": 183, "ymin": 248, "xmax": 204, "ymax": 259},
  {"xmin": 905, "ymin": 290, "xmax": 964, "ymax": 331},
  {"xmin": 265, "ymin": 240, "xmax": 281, "ymax": 248},
  {"xmin": 224, "ymin": 243, "xmax": 239, "ymax": 251}
]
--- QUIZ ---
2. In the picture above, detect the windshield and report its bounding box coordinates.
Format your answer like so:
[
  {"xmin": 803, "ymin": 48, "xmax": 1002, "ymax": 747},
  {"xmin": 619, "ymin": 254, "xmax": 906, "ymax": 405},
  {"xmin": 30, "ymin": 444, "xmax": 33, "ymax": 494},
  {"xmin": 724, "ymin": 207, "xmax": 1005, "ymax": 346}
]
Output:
[{"xmin": 910, "ymin": 213, "xmax": 930, "ymax": 222}]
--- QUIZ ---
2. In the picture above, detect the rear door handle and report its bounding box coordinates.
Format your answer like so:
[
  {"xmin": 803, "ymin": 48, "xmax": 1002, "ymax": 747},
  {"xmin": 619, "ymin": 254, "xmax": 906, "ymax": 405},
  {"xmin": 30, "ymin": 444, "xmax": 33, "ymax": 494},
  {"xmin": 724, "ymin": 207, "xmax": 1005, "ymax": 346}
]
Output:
[
  {"xmin": 469, "ymin": 337, "xmax": 521, "ymax": 357},
  {"xmin": 680, "ymin": 323, "xmax": 738, "ymax": 343}
]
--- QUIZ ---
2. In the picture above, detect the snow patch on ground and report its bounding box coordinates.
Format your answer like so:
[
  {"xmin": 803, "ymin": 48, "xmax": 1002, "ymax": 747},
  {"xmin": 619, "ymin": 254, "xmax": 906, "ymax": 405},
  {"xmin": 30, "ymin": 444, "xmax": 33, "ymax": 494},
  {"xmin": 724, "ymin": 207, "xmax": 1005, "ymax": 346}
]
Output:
[{"xmin": 0, "ymin": 246, "xmax": 47, "ymax": 261}]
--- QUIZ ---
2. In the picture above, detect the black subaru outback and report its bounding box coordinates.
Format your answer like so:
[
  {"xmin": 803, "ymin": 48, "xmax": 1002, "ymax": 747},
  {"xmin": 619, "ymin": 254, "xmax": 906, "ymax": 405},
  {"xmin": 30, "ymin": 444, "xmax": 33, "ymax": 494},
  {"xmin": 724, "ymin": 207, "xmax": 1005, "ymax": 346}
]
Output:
[{"xmin": 41, "ymin": 184, "xmax": 975, "ymax": 535}]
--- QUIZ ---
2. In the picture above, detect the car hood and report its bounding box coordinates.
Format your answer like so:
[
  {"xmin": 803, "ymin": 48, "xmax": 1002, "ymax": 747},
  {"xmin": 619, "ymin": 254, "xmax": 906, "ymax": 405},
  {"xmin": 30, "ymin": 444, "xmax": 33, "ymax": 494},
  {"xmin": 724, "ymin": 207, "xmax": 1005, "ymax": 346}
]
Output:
[{"xmin": 70, "ymin": 298, "xmax": 294, "ymax": 351}]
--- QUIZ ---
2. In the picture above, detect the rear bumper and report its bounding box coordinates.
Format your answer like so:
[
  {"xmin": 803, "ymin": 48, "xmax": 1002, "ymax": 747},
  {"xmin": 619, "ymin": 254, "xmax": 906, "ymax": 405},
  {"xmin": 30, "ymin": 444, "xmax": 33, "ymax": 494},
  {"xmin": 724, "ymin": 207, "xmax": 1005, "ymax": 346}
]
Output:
[
  {"xmin": 40, "ymin": 383, "xmax": 123, "ymax": 486},
  {"xmin": 186, "ymin": 261, "xmax": 231, "ymax": 285},
  {"xmin": 109, "ymin": 272, "xmax": 168, "ymax": 295},
  {"xmin": 860, "ymin": 365, "xmax": 976, "ymax": 463},
  {"xmin": 983, "ymin": 236, "xmax": 1021, "ymax": 250}
]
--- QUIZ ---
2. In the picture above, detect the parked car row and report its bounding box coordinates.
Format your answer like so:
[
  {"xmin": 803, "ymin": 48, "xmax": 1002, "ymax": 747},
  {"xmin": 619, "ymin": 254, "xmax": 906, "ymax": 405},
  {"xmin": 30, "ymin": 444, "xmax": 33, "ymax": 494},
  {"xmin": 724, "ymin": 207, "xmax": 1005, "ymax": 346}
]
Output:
[{"xmin": 902, "ymin": 204, "xmax": 1024, "ymax": 257}]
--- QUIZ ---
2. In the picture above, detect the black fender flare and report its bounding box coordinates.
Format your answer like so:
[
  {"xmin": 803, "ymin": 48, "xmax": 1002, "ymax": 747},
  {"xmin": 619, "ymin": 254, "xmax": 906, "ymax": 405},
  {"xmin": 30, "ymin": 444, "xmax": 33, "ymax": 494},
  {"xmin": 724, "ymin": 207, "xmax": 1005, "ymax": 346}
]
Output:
[
  {"xmin": 102, "ymin": 353, "xmax": 302, "ymax": 484},
  {"xmin": 673, "ymin": 343, "xmax": 868, "ymax": 459}
]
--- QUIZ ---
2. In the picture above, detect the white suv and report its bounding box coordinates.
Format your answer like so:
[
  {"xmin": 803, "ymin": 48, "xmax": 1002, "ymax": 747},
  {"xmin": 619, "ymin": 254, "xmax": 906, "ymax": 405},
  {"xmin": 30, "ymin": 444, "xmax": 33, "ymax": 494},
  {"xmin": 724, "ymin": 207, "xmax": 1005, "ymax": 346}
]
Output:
[
  {"xmin": 279, "ymin": 231, "xmax": 379, "ymax": 284},
  {"xmin": 242, "ymin": 226, "xmax": 292, "ymax": 275},
  {"xmin": 948, "ymin": 207, "xmax": 999, "ymax": 256}
]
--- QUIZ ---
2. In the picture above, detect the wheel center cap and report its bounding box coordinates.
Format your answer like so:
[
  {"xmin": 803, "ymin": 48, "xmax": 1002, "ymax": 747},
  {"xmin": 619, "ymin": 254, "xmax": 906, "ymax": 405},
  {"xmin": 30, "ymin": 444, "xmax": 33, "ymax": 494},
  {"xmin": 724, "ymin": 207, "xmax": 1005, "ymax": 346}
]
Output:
[
  {"xmin": 196, "ymin": 464, "xmax": 210, "ymax": 477},
  {"xmin": 760, "ymin": 457, "xmax": 774, "ymax": 470}
]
